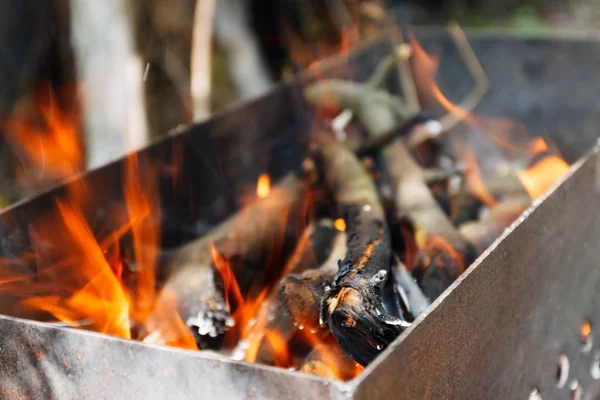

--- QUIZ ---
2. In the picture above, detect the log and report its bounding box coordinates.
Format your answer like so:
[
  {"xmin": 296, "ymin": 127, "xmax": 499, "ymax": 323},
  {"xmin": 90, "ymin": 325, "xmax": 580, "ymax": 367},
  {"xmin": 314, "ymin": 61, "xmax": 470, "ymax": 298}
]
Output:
[
  {"xmin": 159, "ymin": 173, "xmax": 312, "ymax": 348},
  {"xmin": 316, "ymin": 137, "xmax": 407, "ymax": 366},
  {"xmin": 305, "ymin": 69, "xmax": 477, "ymax": 301},
  {"xmin": 253, "ymin": 221, "xmax": 344, "ymax": 365},
  {"xmin": 276, "ymin": 229, "xmax": 346, "ymax": 334}
]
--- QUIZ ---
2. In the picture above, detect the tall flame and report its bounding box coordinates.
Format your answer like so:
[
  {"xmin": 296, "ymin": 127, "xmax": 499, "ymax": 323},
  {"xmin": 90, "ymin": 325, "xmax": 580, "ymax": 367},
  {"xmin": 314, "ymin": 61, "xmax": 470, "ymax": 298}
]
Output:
[{"xmin": 0, "ymin": 97, "xmax": 196, "ymax": 349}]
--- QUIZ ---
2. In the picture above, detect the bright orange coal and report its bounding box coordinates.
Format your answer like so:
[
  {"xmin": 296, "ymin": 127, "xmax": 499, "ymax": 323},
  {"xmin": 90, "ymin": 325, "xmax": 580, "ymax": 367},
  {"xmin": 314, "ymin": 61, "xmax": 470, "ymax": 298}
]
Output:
[
  {"xmin": 1, "ymin": 85, "xmax": 83, "ymax": 187},
  {"xmin": 517, "ymin": 153, "xmax": 570, "ymax": 200},
  {"xmin": 334, "ymin": 218, "xmax": 347, "ymax": 232},
  {"xmin": 256, "ymin": 173, "xmax": 271, "ymax": 199}
]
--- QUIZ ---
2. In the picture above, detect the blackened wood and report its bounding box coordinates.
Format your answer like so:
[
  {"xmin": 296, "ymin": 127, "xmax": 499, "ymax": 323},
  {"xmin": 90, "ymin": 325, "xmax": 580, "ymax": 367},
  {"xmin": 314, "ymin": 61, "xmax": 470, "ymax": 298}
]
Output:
[
  {"xmin": 316, "ymin": 138, "xmax": 406, "ymax": 366},
  {"xmin": 253, "ymin": 220, "xmax": 342, "ymax": 365}
]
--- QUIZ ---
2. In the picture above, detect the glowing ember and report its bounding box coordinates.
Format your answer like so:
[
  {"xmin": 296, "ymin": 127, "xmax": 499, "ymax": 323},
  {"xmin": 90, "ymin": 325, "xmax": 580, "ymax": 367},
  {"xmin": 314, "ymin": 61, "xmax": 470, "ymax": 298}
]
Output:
[
  {"xmin": 334, "ymin": 218, "xmax": 346, "ymax": 232},
  {"xmin": 256, "ymin": 173, "xmax": 271, "ymax": 199},
  {"xmin": 581, "ymin": 321, "xmax": 592, "ymax": 344}
]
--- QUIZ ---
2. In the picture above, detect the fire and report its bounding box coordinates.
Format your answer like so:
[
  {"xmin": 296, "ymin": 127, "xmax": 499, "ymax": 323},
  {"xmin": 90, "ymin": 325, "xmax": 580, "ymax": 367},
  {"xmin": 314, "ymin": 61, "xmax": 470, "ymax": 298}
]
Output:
[
  {"xmin": 1, "ymin": 85, "xmax": 83, "ymax": 187},
  {"xmin": 334, "ymin": 218, "xmax": 346, "ymax": 232},
  {"xmin": 263, "ymin": 329, "xmax": 291, "ymax": 367},
  {"xmin": 210, "ymin": 242, "xmax": 244, "ymax": 310},
  {"xmin": 517, "ymin": 153, "xmax": 570, "ymax": 200},
  {"xmin": 581, "ymin": 321, "xmax": 592, "ymax": 344},
  {"xmin": 300, "ymin": 330, "xmax": 364, "ymax": 380},
  {"xmin": 410, "ymin": 38, "xmax": 570, "ymax": 203},
  {"xmin": 0, "ymin": 150, "xmax": 196, "ymax": 349},
  {"xmin": 20, "ymin": 200, "xmax": 130, "ymax": 338},
  {"xmin": 256, "ymin": 173, "xmax": 271, "ymax": 199}
]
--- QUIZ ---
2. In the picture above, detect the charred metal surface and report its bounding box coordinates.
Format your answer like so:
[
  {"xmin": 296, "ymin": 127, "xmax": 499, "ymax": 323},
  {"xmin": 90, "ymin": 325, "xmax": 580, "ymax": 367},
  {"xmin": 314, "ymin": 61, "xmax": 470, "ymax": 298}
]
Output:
[
  {"xmin": 0, "ymin": 31, "xmax": 599, "ymax": 399},
  {"xmin": 352, "ymin": 146, "xmax": 600, "ymax": 400}
]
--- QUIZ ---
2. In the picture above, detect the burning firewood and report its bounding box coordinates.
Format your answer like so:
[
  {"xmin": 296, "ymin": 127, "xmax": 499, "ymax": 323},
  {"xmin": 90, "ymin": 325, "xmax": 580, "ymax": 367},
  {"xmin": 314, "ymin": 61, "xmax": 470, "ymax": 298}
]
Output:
[
  {"xmin": 160, "ymin": 172, "xmax": 313, "ymax": 348},
  {"xmin": 252, "ymin": 220, "xmax": 345, "ymax": 365},
  {"xmin": 277, "ymin": 229, "xmax": 347, "ymax": 335},
  {"xmin": 304, "ymin": 62, "xmax": 477, "ymax": 301},
  {"xmin": 315, "ymin": 137, "xmax": 408, "ymax": 366},
  {"xmin": 459, "ymin": 198, "xmax": 530, "ymax": 253}
]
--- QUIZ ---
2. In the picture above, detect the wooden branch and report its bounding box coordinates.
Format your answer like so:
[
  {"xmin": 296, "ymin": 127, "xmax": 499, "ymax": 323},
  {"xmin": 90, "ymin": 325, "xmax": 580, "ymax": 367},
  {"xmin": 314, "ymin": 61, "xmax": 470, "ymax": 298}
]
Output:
[
  {"xmin": 191, "ymin": 0, "xmax": 217, "ymax": 121},
  {"xmin": 159, "ymin": 173, "xmax": 312, "ymax": 348},
  {"xmin": 316, "ymin": 137, "xmax": 407, "ymax": 366},
  {"xmin": 277, "ymin": 230, "xmax": 346, "ymax": 334},
  {"xmin": 254, "ymin": 221, "xmax": 344, "ymax": 365},
  {"xmin": 305, "ymin": 74, "xmax": 477, "ymax": 301}
]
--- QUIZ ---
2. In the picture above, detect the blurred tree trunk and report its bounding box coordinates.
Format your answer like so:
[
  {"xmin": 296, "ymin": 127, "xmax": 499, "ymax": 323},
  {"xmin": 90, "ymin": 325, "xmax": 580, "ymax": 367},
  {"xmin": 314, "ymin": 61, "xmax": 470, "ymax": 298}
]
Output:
[{"xmin": 69, "ymin": 0, "xmax": 148, "ymax": 169}]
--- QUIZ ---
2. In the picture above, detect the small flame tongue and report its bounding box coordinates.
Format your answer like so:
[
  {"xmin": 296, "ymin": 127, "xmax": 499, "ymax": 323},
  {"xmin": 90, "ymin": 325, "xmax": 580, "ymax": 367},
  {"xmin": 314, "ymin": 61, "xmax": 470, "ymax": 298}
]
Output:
[
  {"xmin": 517, "ymin": 154, "xmax": 570, "ymax": 200},
  {"xmin": 1, "ymin": 85, "xmax": 84, "ymax": 189}
]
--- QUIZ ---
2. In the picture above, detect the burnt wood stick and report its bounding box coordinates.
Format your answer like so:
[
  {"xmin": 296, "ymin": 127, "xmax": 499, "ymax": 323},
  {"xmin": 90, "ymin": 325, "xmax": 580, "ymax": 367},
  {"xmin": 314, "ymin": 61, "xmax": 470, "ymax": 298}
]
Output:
[
  {"xmin": 316, "ymin": 138, "xmax": 408, "ymax": 366},
  {"xmin": 305, "ymin": 78, "xmax": 477, "ymax": 298},
  {"xmin": 253, "ymin": 222, "xmax": 344, "ymax": 365},
  {"xmin": 276, "ymin": 230, "xmax": 347, "ymax": 334},
  {"xmin": 460, "ymin": 198, "xmax": 530, "ymax": 253},
  {"xmin": 159, "ymin": 173, "xmax": 312, "ymax": 348}
]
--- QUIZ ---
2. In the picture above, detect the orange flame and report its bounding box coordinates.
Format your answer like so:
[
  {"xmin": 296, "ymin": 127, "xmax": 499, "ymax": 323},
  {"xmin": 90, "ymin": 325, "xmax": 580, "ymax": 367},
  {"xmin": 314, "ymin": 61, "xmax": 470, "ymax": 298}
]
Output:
[
  {"xmin": 410, "ymin": 38, "xmax": 570, "ymax": 204},
  {"xmin": 2, "ymin": 85, "xmax": 83, "ymax": 187},
  {"xmin": 517, "ymin": 154, "xmax": 570, "ymax": 200},
  {"xmin": 256, "ymin": 173, "xmax": 271, "ymax": 199},
  {"xmin": 210, "ymin": 243, "xmax": 244, "ymax": 310},
  {"xmin": 0, "ymin": 104, "xmax": 196, "ymax": 349},
  {"xmin": 263, "ymin": 329, "xmax": 291, "ymax": 367},
  {"xmin": 20, "ymin": 200, "xmax": 131, "ymax": 338},
  {"xmin": 300, "ymin": 330, "xmax": 364, "ymax": 380}
]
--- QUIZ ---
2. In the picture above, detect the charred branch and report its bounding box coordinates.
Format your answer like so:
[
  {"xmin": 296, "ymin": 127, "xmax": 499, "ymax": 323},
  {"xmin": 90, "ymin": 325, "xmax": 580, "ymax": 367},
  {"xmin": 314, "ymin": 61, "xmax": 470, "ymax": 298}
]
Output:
[
  {"xmin": 305, "ymin": 65, "xmax": 477, "ymax": 301},
  {"xmin": 253, "ymin": 221, "xmax": 344, "ymax": 365},
  {"xmin": 316, "ymin": 137, "xmax": 407, "ymax": 366},
  {"xmin": 277, "ymin": 230, "xmax": 346, "ymax": 334}
]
